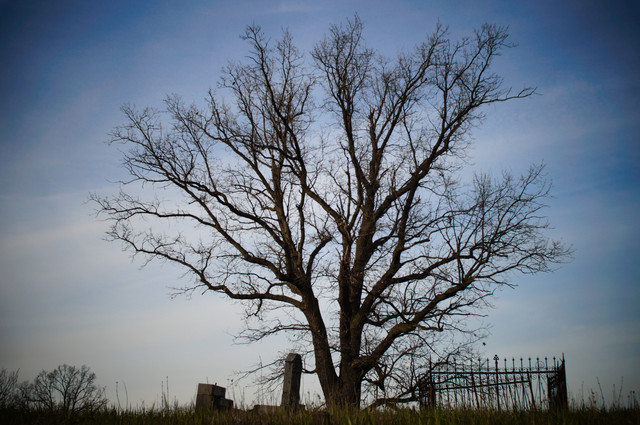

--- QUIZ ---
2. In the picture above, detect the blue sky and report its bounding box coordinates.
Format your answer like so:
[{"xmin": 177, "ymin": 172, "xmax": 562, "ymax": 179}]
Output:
[{"xmin": 1, "ymin": 0, "xmax": 638, "ymax": 407}]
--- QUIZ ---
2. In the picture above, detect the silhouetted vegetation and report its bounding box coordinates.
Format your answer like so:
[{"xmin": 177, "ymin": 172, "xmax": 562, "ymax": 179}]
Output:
[
  {"xmin": 0, "ymin": 365, "xmax": 108, "ymax": 421},
  {"xmin": 0, "ymin": 369, "xmax": 20, "ymax": 409},
  {"xmin": 1, "ymin": 403, "xmax": 639, "ymax": 425},
  {"xmin": 4, "ymin": 365, "xmax": 638, "ymax": 424}
]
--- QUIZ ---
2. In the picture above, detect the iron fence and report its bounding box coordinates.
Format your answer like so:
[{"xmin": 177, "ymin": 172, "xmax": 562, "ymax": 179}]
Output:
[{"xmin": 419, "ymin": 355, "xmax": 567, "ymax": 410}]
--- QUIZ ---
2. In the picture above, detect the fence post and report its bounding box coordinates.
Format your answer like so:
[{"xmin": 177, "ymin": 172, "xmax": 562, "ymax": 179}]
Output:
[
  {"xmin": 419, "ymin": 357, "xmax": 436, "ymax": 409},
  {"xmin": 494, "ymin": 355, "xmax": 500, "ymax": 411},
  {"xmin": 548, "ymin": 356, "xmax": 568, "ymax": 409}
]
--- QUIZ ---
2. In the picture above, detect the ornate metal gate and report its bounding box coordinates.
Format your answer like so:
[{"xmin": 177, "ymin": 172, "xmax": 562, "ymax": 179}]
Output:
[{"xmin": 419, "ymin": 355, "xmax": 567, "ymax": 410}]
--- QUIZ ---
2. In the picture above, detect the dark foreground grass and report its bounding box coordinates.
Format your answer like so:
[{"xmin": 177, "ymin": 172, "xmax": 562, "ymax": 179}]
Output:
[{"xmin": 1, "ymin": 406, "xmax": 639, "ymax": 425}]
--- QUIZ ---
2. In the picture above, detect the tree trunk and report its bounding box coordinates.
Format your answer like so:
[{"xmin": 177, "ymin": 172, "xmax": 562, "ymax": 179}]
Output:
[{"xmin": 325, "ymin": 373, "xmax": 362, "ymax": 408}]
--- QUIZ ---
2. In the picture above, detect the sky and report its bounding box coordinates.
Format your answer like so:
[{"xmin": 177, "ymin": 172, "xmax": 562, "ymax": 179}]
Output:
[{"xmin": 1, "ymin": 0, "xmax": 639, "ymax": 408}]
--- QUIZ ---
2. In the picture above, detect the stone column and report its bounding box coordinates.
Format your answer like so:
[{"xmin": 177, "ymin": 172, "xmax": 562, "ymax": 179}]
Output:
[{"xmin": 281, "ymin": 353, "xmax": 302, "ymax": 407}]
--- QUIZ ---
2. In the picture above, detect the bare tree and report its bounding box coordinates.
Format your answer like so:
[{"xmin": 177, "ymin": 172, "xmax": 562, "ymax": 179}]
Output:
[
  {"xmin": 0, "ymin": 368, "xmax": 20, "ymax": 409},
  {"xmin": 27, "ymin": 364, "xmax": 107, "ymax": 416},
  {"xmin": 93, "ymin": 17, "xmax": 570, "ymax": 408}
]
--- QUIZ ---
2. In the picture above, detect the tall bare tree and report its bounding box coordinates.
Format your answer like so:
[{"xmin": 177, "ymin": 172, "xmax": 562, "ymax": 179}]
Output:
[{"xmin": 93, "ymin": 17, "xmax": 570, "ymax": 407}]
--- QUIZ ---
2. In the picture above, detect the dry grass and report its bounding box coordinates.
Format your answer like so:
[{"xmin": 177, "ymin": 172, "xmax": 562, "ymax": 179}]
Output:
[{"xmin": 1, "ymin": 404, "xmax": 639, "ymax": 425}]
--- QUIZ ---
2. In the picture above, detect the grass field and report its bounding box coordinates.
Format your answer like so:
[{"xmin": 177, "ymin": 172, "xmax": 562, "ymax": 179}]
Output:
[{"xmin": 1, "ymin": 405, "xmax": 639, "ymax": 425}]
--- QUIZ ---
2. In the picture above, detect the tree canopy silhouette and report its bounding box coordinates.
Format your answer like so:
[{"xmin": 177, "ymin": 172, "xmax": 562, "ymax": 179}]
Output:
[
  {"xmin": 93, "ymin": 17, "xmax": 570, "ymax": 407},
  {"xmin": 26, "ymin": 365, "xmax": 107, "ymax": 416}
]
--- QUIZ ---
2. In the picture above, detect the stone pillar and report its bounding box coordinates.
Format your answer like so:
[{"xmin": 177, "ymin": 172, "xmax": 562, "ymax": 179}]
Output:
[{"xmin": 281, "ymin": 353, "xmax": 302, "ymax": 407}]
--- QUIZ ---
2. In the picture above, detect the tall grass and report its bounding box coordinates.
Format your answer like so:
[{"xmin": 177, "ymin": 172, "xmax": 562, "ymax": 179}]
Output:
[
  {"xmin": 2, "ymin": 381, "xmax": 638, "ymax": 425},
  {"xmin": 1, "ymin": 403, "xmax": 639, "ymax": 425}
]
